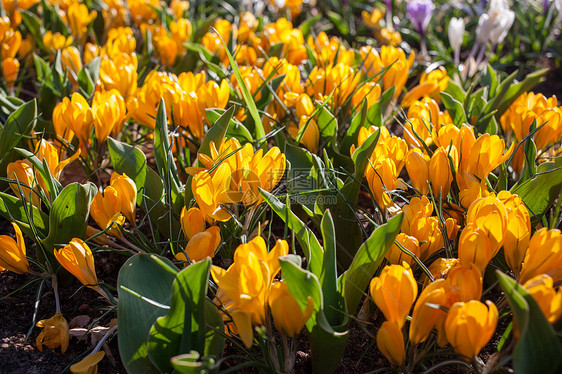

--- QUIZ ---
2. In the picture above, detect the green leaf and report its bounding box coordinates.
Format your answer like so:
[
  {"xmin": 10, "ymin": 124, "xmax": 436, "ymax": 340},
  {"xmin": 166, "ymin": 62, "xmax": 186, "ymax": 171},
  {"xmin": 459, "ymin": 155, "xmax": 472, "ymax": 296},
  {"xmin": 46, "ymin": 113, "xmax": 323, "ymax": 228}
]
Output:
[
  {"xmin": 118, "ymin": 254, "xmax": 178, "ymax": 374},
  {"xmin": 341, "ymin": 100, "xmax": 368, "ymax": 154},
  {"xmin": 154, "ymin": 99, "xmax": 182, "ymax": 194},
  {"xmin": 280, "ymin": 258, "xmax": 349, "ymax": 374},
  {"xmin": 341, "ymin": 213, "xmax": 404, "ymax": 315},
  {"xmin": 147, "ymin": 259, "xmax": 223, "ymax": 373},
  {"xmin": 170, "ymin": 351, "xmax": 219, "ymax": 374},
  {"xmin": 205, "ymin": 108, "xmax": 253, "ymax": 143},
  {"xmin": 444, "ymin": 80, "xmax": 466, "ymax": 102},
  {"xmin": 0, "ymin": 100, "xmax": 37, "ymax": 177},
  {"xmin": 320, "ymin": 211, "xmax": 340, "ymax": 324},
  {"xmin": 511, "ymin": 156, "xmax": 562, "ymax": 224},
  {"xmin": 0, "ymin": 191, "xmax": 49, "ymax": 238},
  {"xmin": 216, "ymin": 31, "xmax": 266, "ymax": 143},
  {"xmin": 317, "ymin": 106, "xmax": 337, "ymax": 139},
  {"xmin": 496, "ymin": 271, "xmax": 562, "ymax": 374},
  {"xmin": 260, "ymin": 189, "xmax": 324, "ymax": 277},
  {"xmin": 440, "ymin": 92, "xmax": 467, "ymax": 127},
  {"xmin": 42, "ymin": 182, "xmax": 97, "ymax": 252}
]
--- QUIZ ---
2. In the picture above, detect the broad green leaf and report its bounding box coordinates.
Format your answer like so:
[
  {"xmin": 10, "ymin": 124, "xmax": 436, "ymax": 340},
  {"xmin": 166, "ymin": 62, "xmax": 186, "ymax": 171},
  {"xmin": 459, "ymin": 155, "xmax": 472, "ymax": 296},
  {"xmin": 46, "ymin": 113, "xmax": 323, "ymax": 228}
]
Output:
[
  {"xmin": 198, "ymin": 106, "xmax": 235, "ymax": 159},
  {"xmin": 118, "ymin": 254, "xmax": 178, "ymax": 374},
  {"xmin": 261, "ymin": 189, "xmax": 324, "ymax": 277},
  {"xmin": 205, "ymin": 108, "xmax": 253, "ymax": 143},
  {"xmin": 317, "ymin": 106, "xmax": 337, "ymax": 139},
  {"xmin": 440, "ymin": 92, "xmax": 467, "ymax": 127},
  {"xmin": 0, "ymin": 100, "xmax": 37, "ymax": 176},
  {"xmin": 342, "ymin": 213, "xmax": 404, "ymax": 315},
  {"xmin": 320, "ymin": 211, "xmax": 340, "ymax": 324},
  {"xmin": 496, "ymin": 271, "xmax": 562, "ymax": 374},
  {"xmin": 511, "ymin": 156, "xmax": 562, "ymax": 224},
  {"xmin": 324, "ymin": 130, "xmax": 380, "ymax": 269},
  {"xmin": 0, "ymin": 191, "xmax": 49, "ymax": 238},
  {"xmin": 278, "ymin": 259, "xmax": 349, "ymax": 373},
  {"xmin": 341, "ymin": 100, "xmax": 368, "ymax": 154},
  {"xmin": 108, "ymin": 137, "xmax": 164, "ymax": 206},
  {"xmin": 147, "ymin": 259, "xmax": 223, "ymax": 373},
  {"xmin": 42, "ymin": 182, "xmax": 97, "ymax": 252}
]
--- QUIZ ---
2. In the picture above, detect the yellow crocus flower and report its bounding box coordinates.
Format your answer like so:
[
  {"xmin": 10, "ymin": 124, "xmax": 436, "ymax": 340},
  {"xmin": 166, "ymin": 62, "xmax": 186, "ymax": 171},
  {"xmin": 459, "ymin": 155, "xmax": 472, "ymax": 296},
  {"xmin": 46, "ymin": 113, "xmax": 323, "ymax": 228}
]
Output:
[
  {"xmin": 370, "ymin": 263, "xmax": 418, "ymax": 328},
  {"xmin": 54, "ymin": 238, "xmax": 99, "ymax": 290},
  {"xmin": 269, "ymin": 281, "xmax": 314, "ymax": 337},
  {"xmin": 0, "ymin": 222, "xmax": 29, "ymax": 274},
  {"xmin": 377, "ymin": 321, "xmax": 405, "ymax": 366},
  {"xmin": 90, "ymin": 186, "xmax": 126, "ymax": 237},
  {"xmin": 444, "ymin": 300, "xmax": 498, "ymax": 360}
]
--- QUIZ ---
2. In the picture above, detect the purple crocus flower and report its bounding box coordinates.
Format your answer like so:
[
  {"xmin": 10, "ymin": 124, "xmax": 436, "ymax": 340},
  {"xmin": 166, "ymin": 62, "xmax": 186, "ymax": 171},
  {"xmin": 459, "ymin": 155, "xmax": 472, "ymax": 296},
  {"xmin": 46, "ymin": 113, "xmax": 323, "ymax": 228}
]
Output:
[
  {"xmin": 406, "ymin": 0, "xmax": 435, "ymax": 56},
  {"xmin": 406, "ymin": 0, "xmax": 435, "ymax": 35}
]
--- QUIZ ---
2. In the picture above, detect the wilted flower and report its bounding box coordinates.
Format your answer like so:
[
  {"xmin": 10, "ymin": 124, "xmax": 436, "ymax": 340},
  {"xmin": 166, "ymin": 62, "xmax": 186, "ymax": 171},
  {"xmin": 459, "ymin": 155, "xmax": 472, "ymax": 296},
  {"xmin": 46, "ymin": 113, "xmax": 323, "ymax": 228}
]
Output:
[
  {"xmin": 36, "ymin": 313, "xmax": 70, "ymax": 353},
  {"xmin": 70, "ymin": 351, "xmax": 105, "ymax": 374},
  {"xmin": 0, "ymin": 222, "xmax": 29, "ymax": 274}
]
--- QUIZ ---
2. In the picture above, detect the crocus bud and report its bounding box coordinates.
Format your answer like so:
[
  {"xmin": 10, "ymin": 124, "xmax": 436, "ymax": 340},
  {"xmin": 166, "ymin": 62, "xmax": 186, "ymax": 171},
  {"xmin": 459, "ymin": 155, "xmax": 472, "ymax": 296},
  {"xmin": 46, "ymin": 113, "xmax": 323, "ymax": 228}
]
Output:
[
  {"xmin": 54, "ymin": 238, "xmax": 99, "ymax": 289},
  {"xmin": 269, "ymin": 281, "xmax": 314, "ymax": 337},
  {"xmin": 370, "ymin": 263, "xmax": 418, "ymax": 328},
  {"xmin": 467, "ymin": 134, "xmax": 513, "ymax": 181},
  {"xmin": 110, "ymin": 172, "xmax": 137, "ymax": 223},
  {"xmin": 447, "ymin": 264, "xmax": 483, "ymax": 302},
  {"xmin": 180, "ymin": 206, "xmax": 206, "ymax": 240},
  {"xmin": 406, "ymin": 149, "xmax": 430, "ymax": 195},
  {"xmin": 377, "ymin": 321, "xmax": 405, "ymax": 366},
  {"xmin": 6, "ymin": 160, "xmax": 42, "ymax": 207},
  {"xmin": 519, "ymin": 228, "xmax": 562, "ymax": 284},
  {"xmin": 175, "ymin": 226, "xmax": 221, "ymax": 263},
  {"xmin": 445, "ymin": 300, "xmax": 498, "ymax": 359},
  {"xmin": 90, "ymin": 186, "xmax": 126, "ymax": 237},
  {"xmin": 2, "ymin": 56, "xmax": 19, "ymax": 88},
  {"xmin": 406, "ymin": 0, "xmax": 435, "ymax": 35},
  {"xmin": 409, "ymin": 279, "xmax": 449, "ymax": 344},
  {"xmin": 36, "ymin": 313, "xmax": 70, "ymax": 353},
  {"xmin": 466, "ymin": 195, "xmax": 508, "ymax": 257},
  {"xmin": 429, "ymin": 147, "xmax": 453, "ymax": 199},
  {"xmin": 458, "ymin": 223, "xmax": 493, "ymax": 272},
  {"xmin": 448, "ymin": 17, "xmax": 465, "ymax": 64},
  {"xmin": 386, "ymin": 233, "xmax": 420, "ymax": 266},
  {"xmin": 0, "ymin": 222, "xmax": 29, "ymax": 274},
  {"xmin": 523, "ymin": 274, "xmax": 562, "ymax": 324}
]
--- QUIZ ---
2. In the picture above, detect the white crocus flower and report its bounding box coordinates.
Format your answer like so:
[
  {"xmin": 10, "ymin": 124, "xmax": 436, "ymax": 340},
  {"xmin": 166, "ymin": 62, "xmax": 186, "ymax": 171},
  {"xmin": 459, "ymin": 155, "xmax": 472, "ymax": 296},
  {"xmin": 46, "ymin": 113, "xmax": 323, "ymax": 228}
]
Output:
[{"xmin": 448, "ymin": 17, "xmax": 466, "ymax": 64}]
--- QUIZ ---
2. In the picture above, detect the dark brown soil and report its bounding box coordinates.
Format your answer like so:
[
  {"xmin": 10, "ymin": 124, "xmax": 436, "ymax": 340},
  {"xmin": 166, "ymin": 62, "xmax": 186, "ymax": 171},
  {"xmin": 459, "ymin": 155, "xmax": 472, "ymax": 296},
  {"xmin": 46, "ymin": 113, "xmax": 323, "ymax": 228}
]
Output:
[{"xmin": 0, "ymin": 216, "xmax": 124, "ymax": 374}]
